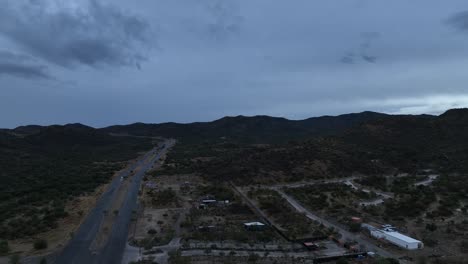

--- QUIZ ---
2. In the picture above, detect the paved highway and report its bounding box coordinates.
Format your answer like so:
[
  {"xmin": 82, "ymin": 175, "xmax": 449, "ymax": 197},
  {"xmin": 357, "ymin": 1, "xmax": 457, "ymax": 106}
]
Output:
[{"xmin": 55, "ymin": 141, "xmax": 172, "ymax": 264}]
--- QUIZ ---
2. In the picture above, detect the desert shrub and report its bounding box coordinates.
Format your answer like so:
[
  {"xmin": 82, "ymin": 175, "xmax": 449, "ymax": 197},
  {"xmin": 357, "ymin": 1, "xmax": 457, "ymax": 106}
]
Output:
[
  {"xmin": 423, "ymin": 237, "xmax": 438, "ymax": 247},
  {"xmin": 9, "ymin": 254, "xmax": 20, "ymax": 264},
  {"xmin": 460, "ymin": 240, "xmax": 468, "ymax": 253},
  {"xmin": 147, "ymin": 229, "xmax": 157, "ymax": 235},
  {"xmin": 425, "ymin": 223, "xmax": 437, "ymax": 232},
  {"xmin": 336, "ymin": 258, "xmax": 348, "ymax": 264},
  {"xmin": 0, "ymin": 240, "xmax": 9, "ymax": 254},
  {"xmin": 349, "ymin": 222, "xmax": 361, "ymax": 232},
  {"xmin": 33, "ymin": 239, "xmax": 48, "ymax": 250}
]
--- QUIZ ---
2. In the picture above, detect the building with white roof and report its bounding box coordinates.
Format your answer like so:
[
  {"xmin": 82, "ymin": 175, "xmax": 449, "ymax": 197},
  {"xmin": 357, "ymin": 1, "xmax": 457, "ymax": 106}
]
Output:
[
  {"xmin": 243, "ymin": 222, "xmax": 266, "ymax": 231},
  {"xmin": 370, "ymin": 229, "xmax": 423, "ymax": 250}
]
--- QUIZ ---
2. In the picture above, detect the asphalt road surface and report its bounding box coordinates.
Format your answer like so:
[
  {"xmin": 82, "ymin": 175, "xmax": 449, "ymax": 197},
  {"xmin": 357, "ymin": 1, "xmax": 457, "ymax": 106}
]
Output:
[{"xmin": 55, "ymin": 141, "xmax": 172, "ymax": 264}]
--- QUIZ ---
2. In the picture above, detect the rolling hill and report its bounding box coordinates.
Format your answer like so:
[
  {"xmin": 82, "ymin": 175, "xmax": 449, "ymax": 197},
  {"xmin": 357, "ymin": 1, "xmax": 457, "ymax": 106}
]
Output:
[
  {"xmin": 1, "ymin": 109, "xmax": 467, "ymax": 238},
  {"xmin": 101, "ymin": 111, "xmax": 391, "ymax": 143}
]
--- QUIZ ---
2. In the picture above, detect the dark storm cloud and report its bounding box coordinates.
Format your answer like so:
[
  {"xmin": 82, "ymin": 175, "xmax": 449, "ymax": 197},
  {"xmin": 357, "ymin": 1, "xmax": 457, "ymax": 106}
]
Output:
[
  {"xmin": 447, "ymin": 11, "xmax": 468, "ymax": 31},
  {"xmin": 340, "ymin": 53, "xmax": 355, "ymax": 64},
  {"xmin": 0, "ymin": 50, "xmax": 31, "ymax": 63},
  {"xmin": 361, "ymin": 55, "xmax": 377, "ymax": 63},
  {"xmin": 0, "ymin": 63, "xmax": 50, "ymax": 79},
  {"xmin": 204, "ymin": 0, "xmax": 242, "ymax": 41},
  {"xmin": 0, "ymin": 0, "xmax": 152, "ymax": 68},
  {"xmin": 340, "ymin": 32, "xmax": 380, "ymax": 64},
  {"xmin": 0, "ymin": 50, "xmax": 51, "ymax": 79}
]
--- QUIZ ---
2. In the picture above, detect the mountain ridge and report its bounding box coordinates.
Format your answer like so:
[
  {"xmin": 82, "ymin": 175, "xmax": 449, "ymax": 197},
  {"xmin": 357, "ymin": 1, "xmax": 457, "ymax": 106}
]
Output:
[{"xmin": 0, "ymin": 109, "xmax": 459, "ymax": 144}]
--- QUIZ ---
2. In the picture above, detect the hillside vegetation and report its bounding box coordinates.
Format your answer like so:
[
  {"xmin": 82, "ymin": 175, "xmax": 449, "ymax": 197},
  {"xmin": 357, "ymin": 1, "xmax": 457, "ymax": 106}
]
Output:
[
  {"xmin": 341, "ymin": 108, "xmax": 468, "ymax": 172},
  {"xmin": 0, "ymin": 124, "xmax": 153, "ymax": 239},
  {"xmin": 154, "ymin": 109, "xmax": 468, "ymax": 184},
  {"xmin": 2, "ymin": 109, "xmax": 468, "ymax": 239}
]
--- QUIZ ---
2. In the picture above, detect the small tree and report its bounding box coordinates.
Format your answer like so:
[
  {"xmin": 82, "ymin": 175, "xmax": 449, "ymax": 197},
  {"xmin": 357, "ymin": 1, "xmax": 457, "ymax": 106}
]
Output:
[
  {"xmin": 336, "ymin": 258, "xmax": 348, "ymax": 264},
  {"xmin": 9, "ymin": 254, "xmax": 20, "ymax": 264},
  {"xmin": 34, "ymin": 239, "xmax": 48, "ymax": 250},
  {"xmin": 0, "ymin": 240, "xmax": 10, "ymax": 254},
  {"xmin": 416, "ymin": 256, "xmax": 427, "ymax": 264},
  {"xmin": 248, "ymin": 253, "xmax": 259, "ymax": 263},
  {"xmin": 460, "ymin": 240, "xmax": 468, "ymax": 253},
  {"xmin": 426, "ymin": 223, "xmax": 437, "ymax": 232},
  {"xmin": 349, "ymin": 222, "xmax": 362, "ymax": 232}
]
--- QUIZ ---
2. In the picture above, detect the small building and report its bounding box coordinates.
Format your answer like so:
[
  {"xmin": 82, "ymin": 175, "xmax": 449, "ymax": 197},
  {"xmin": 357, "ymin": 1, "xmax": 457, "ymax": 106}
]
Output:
[
  {"xmin": 145, "ymin": 181, "xmax": 158, "ymax": 189},
  {"xmin": 303, "ymin": 242, "xmax": 319, "ymax": 251},
  {"xmin": 218, "ymin": 200, "xmax": 229, "ymax": 205},
  {"xmin": 243, "ymin": 222, "xmax": 266, "ymax": 231},
  {"xmin": 199, "ymin": 198, "xmax": 217, "ymax": 209},
  {"xmin": 201, "ymin": 195, "xmax": 217, "ymax": 204},
  {"xmin": 197, "ymin": 225, "xmax": 216, "ymax": 232},
  {"xmin": 371, "ymin": 229, "xmax": 423, "ymax": 250},
  {"xmin": 201, "ymin": 199, "xmax": 217, "ymax": 204}
]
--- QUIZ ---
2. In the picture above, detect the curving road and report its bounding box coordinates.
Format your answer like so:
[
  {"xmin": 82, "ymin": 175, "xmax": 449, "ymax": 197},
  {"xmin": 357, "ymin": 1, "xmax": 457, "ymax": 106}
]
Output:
[
  {"xmin": 274, "ymin": 189, "xmax": 396, "ymax": 258},
  {"xmin": 55, "ymin": 140, "xmax": 173, "ymax": 264}
]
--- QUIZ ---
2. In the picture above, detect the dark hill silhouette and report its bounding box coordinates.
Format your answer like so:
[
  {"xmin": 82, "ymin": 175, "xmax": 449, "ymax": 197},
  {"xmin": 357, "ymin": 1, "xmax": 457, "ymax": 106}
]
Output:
[
  {"xmin": 163, "ymin": 108, "xmax": 468, "ymax": 184},
  {"xmin": 101, "ymin": 111, "xmax": 391, "ymax": 143},
  {"xmin": 338, "ymin": 109, "xmax": 468, "ymax": 172}
]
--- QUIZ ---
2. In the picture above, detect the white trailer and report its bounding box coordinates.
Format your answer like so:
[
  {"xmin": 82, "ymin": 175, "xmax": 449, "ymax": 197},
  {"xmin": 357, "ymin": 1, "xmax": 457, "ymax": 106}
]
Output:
[{"xmin": 371, "ymin": 229, "xmax": 423, "ymax": 250}]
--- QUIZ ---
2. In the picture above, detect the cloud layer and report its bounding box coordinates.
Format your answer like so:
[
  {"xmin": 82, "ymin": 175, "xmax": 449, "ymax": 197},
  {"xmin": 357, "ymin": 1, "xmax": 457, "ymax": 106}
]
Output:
[
  {"xmin": 1, "ymin": 0, "xmax": 468, "ymax": 127},
  {"xmin": 0, "ymin": 0, "xmax": 152, "ymax": 68},
  {"xmin": 0, "ymin": 50, "xmax": 51, "ymax": 79},
  {"xmin": 447, "ymin": 11, "xmax": 468, "ymax": 31}
]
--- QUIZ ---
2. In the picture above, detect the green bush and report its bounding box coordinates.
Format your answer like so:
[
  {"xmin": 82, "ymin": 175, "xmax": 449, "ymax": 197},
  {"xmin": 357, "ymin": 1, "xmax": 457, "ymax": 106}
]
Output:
[
  {"xmin": 9, "ymin": 254, "xmax": 20, "ymax": 264},
  {"xmin": 349, "ymin": 222, "xmax": 361, "ymax": 232},
  {"xmin": 0, "ymin": 240, "xmax": 9, "ymax": 254},
  {"xmin": 425, "ymin": 223, "xmax": 437, "ymax": 232},
  {"xmin": 423, "ymin": 237, "xmax": 438, "ymax": 247},
  {"xmin": 248, "ymin": 253, "xmax": 260, "ymax": 263},
  {"xmin": 33, "ymin": 239, "xmax": 48, "ymax": 250},
  {"xmin": 460, "ymin": 240, "xmax": 468, "ymax": 253},
  {"xmin": 336, "ymin": 258, "xmax": 348, "ymax": 264},
  {"xmin": 375, "ymin": 258, "xmax": 400, "ymax": 264}
]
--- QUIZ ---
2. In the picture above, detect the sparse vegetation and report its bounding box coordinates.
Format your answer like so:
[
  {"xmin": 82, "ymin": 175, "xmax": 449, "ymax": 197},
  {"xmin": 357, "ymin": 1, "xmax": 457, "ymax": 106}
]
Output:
[
  {"xmin": 4, "ymin": 109, "xmax": 468, "ymax": 262},
  {"xmin": 0, "ymin": 126, "xmax": 154, "ymax": 239},
  {"xmin": 9, "ymin": 254, "xmax": 20, "ymax": 264},
  {"xmin": 0, "ymin": 240, "xmax": 9, "ymax": 254},
  {"xmin": 149, "ymin": 188, "xmax": 178, "ymax": 207},
  {"xmin": 33, "ymin": 239, "xmax": 48, "ymax": 250},
  {"xmin": 250, "ymin": 188, "xmax": 325, "ymax": 239}
]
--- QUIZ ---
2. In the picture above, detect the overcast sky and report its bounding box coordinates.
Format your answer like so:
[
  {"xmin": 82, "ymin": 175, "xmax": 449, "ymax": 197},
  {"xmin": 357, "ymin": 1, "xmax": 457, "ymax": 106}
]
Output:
[{"xmin": 2, "ymin": 0, "xmax": 468, "ymax": 128}]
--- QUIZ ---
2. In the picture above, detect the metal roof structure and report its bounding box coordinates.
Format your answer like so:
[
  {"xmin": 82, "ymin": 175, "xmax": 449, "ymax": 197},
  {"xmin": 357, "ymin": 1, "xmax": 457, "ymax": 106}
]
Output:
[
  {"xmin": 244, "ymin": 221, "xmax": 265, "ymax": 226},
  {"xmin": 383, "ymin": 231, "xmax": 421, "ymax": 243}
]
